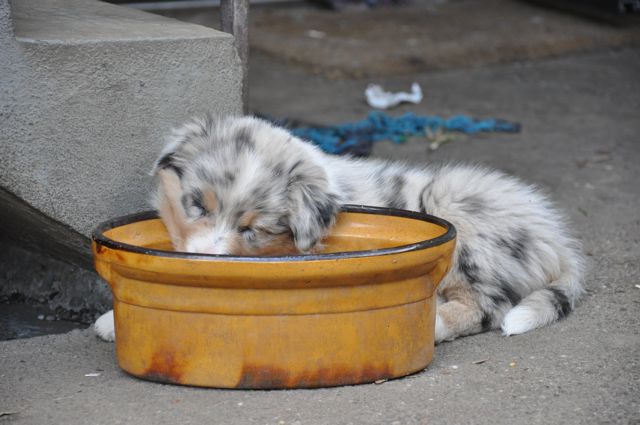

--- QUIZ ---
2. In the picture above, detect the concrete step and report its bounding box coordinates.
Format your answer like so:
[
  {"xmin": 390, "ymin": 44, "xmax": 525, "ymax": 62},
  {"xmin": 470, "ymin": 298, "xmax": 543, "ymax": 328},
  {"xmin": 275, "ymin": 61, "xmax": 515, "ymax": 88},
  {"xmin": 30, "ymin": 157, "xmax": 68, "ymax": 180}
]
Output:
[{"xmin": 0, "ymin": 0, "xmax": 242, "ymax": 266}]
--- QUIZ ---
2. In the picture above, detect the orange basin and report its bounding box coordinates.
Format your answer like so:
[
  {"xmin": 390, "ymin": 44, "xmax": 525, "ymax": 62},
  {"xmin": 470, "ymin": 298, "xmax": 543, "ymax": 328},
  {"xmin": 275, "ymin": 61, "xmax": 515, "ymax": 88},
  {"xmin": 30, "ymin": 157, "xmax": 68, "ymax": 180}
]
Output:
[{"xmin": 92, "ymin": 205, "xmax": 456, "ymax": 389}]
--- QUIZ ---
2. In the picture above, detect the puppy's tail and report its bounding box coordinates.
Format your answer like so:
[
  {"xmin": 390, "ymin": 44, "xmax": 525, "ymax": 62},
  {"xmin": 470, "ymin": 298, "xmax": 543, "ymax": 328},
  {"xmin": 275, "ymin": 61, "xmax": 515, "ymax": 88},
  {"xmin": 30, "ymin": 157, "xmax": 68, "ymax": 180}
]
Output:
[{"xmin": 501, "ymin": 253, "xmax": 584, "ymax": 336}]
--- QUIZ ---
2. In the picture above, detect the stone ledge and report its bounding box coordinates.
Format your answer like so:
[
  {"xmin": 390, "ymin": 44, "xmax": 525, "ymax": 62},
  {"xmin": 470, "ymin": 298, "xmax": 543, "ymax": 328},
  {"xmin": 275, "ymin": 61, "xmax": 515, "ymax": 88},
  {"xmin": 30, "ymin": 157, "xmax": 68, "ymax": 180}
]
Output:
[{"xmin": 12, "ymin": 0, "xmax": 232, "ymax": 43}]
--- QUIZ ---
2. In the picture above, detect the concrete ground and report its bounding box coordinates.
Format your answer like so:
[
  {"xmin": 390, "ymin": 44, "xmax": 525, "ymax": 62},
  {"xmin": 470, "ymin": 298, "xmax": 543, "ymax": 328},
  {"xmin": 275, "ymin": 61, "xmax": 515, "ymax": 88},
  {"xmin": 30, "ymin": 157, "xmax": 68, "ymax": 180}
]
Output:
[
  {"xmin": 1, "ymin": 45, "xmax": 639, "ymax": 424},
  {"xmin": 249, "ymin": 0, "xmax": 640, "ymax": 77}
]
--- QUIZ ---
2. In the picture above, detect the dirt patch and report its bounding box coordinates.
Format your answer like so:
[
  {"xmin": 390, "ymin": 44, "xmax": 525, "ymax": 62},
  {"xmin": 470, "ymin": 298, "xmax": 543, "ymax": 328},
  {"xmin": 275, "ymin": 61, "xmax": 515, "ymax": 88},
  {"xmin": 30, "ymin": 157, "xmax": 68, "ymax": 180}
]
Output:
[{"xmin": 249, "ymin": 0, "xmax": 640, "ymax": 77}]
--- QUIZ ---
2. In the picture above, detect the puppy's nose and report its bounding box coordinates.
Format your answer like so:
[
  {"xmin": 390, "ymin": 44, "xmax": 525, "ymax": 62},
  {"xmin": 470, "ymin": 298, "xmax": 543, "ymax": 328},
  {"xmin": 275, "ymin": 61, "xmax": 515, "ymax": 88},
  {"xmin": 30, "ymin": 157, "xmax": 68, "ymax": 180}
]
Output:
[{"xmin": 185, "ymin": 236, "xmax": 230, "ymax": 255}]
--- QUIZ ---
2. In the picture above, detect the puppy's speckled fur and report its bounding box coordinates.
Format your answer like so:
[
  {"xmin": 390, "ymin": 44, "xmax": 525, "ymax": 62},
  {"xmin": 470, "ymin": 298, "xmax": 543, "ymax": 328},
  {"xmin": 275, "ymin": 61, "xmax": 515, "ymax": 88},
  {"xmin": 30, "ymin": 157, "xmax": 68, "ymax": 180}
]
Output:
[{"xmin": 94, "ymin": 115, "xmax": 584, "ymax": 343}]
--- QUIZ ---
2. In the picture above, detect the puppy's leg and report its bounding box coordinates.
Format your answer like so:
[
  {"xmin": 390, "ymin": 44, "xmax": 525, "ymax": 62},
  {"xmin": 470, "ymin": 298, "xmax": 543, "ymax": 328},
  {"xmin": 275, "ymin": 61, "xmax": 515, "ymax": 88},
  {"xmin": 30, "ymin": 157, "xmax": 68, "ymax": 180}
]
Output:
[
  {"xmin": 435, "ymin": 284, "xmax": 485, "ymax": 343},
  {"xmin": 94, "ymin": 310, "xmax": 115, "ymax": 342}
]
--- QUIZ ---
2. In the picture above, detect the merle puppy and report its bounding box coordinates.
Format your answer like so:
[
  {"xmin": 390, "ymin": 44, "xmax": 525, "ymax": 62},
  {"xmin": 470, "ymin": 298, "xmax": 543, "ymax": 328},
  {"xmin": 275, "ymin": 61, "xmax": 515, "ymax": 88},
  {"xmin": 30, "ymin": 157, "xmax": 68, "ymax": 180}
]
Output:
[{"xmin": 95, "ymin": 115, "xmax": 584, "ymax": 343}]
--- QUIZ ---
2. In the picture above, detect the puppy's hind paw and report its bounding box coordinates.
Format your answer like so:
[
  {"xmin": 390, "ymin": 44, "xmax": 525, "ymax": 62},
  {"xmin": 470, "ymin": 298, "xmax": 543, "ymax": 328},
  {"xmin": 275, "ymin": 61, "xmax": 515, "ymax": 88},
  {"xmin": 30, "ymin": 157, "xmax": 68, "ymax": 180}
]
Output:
[{"xmin": 94, "ymin": 310, "xmax": 115, "ymax": 342}]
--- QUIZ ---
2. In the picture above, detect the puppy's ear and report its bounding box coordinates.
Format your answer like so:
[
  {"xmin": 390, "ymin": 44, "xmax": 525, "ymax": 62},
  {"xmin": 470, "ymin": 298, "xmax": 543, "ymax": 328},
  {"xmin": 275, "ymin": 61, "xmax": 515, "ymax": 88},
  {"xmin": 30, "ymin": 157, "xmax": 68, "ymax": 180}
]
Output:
[
  {"xmin": 151, "ymin": 139, "xmax": 186, "ymax": 178},
  {"xmin": 286, "ymin": 160, "xmax": 340, "ymax": 252},
  {"xmin": 151, "ymin": 115, "xmax": 214, "ymax": 177}
]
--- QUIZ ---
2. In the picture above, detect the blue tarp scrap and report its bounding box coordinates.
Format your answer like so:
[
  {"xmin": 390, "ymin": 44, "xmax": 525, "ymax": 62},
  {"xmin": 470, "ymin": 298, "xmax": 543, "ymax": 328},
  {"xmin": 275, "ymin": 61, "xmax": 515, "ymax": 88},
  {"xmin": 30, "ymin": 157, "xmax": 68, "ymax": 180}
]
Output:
[{"xmin": 290, "ymin": 111, "xmax": 521, "ymax": 156}]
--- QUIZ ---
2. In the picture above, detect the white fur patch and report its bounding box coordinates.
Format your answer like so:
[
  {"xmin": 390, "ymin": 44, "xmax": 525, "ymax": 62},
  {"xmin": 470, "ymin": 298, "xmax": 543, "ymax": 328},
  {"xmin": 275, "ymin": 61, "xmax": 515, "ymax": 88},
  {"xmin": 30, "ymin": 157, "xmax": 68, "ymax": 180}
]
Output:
[
  {"xmin": 435, "ymin": 312, "xmax": 449, "ymax": 343},
  {"xmin": 502, "ymin": 305, "xmax": 545, "ymax": 336},
  {"xmin": 94, "ymin": 310, "xmax": 115, "ymax": 342},
  {"xmin": 184, "ymin": 230, "xmax": 224, "ymax": 255}
]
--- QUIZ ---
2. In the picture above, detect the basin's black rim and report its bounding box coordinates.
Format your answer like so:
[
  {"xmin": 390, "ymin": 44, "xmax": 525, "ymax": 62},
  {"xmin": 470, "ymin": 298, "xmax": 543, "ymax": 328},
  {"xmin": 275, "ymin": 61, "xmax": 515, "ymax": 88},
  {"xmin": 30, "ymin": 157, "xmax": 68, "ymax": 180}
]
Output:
[{"xmin": 92, "ymin": 205, "xmax": 456, "ymax": 262}]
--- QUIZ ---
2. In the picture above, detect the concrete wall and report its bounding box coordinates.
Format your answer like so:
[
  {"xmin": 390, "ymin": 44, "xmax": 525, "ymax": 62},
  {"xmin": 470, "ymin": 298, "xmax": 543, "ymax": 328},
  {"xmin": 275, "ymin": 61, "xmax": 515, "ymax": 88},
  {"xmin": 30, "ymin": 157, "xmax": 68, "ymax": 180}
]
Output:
[{"xmin": 1, "ymin": 0, "xmax": 242, "ymax": 264}]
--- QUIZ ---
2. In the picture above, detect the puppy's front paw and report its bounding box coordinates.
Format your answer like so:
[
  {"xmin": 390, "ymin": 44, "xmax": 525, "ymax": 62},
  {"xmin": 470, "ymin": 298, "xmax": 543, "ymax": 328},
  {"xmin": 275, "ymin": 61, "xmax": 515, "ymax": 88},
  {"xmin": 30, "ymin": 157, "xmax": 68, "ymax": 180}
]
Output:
[
  {"xmin": 434, "ymin": 312, "xmax": 456, "ymax": 344},
  {"xmin": 94, "ymin": 310, "xmax": 115, "ymax": 342},
  {"xmin": 434, "ymin": 312, "xmax": 447, "ymax": 344}
]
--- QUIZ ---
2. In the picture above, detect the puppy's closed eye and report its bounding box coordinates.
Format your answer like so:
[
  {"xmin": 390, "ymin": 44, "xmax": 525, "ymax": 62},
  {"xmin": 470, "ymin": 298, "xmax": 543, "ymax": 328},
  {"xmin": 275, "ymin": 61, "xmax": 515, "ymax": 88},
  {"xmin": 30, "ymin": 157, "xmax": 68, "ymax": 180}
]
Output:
[{"xmin": 181, "ymin": 190, "xmax": 207, "ymax": 219}]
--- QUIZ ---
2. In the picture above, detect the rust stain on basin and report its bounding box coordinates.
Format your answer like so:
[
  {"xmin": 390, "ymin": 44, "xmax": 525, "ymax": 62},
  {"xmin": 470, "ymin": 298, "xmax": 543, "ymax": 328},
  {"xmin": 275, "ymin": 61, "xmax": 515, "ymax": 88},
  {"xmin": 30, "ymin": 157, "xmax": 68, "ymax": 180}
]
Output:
[
  {"xmin": 92, "ymin": 205, "xmax": 456, "ymax": 389},
  {"xmin": 236, "ymin": 363, "xmax": 395, "ymax": 389},
  {"xmin": 139, "ymin": 350, "xmax": 186, "ymax": 385}
]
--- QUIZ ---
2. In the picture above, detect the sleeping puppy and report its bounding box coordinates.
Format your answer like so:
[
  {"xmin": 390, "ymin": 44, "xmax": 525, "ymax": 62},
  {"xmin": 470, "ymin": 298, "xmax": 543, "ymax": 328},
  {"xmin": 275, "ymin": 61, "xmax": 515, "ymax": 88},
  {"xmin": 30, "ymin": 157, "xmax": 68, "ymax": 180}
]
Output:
[{"xmin": 94, "ymin": 115, "xmax": 584, "ymax": 343}]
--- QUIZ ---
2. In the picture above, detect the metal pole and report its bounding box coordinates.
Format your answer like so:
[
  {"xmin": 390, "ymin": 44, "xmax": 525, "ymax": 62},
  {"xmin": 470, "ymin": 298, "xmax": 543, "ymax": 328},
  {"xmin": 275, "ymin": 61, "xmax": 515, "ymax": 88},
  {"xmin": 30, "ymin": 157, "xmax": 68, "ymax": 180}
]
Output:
[{"xmin": 220, "ymin": 0, "xmax": 249, "ymax": 114}]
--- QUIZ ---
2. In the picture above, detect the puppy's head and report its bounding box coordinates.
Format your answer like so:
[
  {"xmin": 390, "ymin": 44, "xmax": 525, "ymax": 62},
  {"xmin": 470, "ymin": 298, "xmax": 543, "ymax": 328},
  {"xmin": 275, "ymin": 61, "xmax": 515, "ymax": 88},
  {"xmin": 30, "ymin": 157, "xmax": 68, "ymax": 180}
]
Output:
[{"xmin": 150, "ymin": 116, "xmax": 340, "ymax": 256}]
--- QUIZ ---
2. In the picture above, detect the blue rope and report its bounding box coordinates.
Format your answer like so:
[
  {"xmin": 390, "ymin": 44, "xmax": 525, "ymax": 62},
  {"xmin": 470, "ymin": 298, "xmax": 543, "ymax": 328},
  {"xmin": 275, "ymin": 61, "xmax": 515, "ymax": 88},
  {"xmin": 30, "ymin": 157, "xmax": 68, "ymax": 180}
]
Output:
[{"xmin": 291, "ymin": 111, "xmax": 521, "ymax": 155}]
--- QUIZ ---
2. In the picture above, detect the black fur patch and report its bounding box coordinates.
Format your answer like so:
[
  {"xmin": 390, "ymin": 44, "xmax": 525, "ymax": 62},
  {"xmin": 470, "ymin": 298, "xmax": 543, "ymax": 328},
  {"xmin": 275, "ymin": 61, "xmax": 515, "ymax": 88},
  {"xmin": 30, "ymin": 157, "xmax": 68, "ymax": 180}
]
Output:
[
  {"xmin": 459, "ymin": 195, "xmax": 487, "ymax": 215},
  {"xmin": 418, "ymin": 188, "xmax": 426, "ymax": 213},
  {"xmin": 417, "ymin": 180, "xmax": 434, "ymax": 214},
  {"xmin": 481, "ymin": 313, "xmax": 493, "ymax": 331},
  {"xmin": 497, "ymin": 229, "xmax": 530, "ymax": 262},
  {"xmin": 157, "ymin": 153, "xmax": 183, "ymax": 178},
  {"xmin": 488, "ymin": 280, "xmax": 522, "ymax": 307},
  {"xmin": 234, "ymin": 127, "xmax": 255, "ymax": 152},
  {"xmin": 286, "ymin": 160, "xmax": 304, "ymax": 188},
  {"xmin": 223, "ymin": 171, "xmax": 236, "ymax": 184},
  {"xmin": 289, "ymin": 160, "xmax": 303, "ymax": 174},
  {"xmin": 272, "ymin": 164, "xmax": 284, "ymax": 178},
  {"xmin": 181, "ymin": 189, "xmax": 206, "ymax": 217},
  {"xmin": 157, "ymin": 153, "xmax": 174, "ymax": 169},
  {"xmin": 458, "ymin": 245, "xmax": 481, "ymax": 284},
  {"xmin": 192, "ymin": 189, "xmax": 205, "ymax": 209},
  {"xmin": 501, "ymin": 284, "xmax": 522, "ymax": 306},
  {"xmin": 548, "ymin": 287, "xmax": 571, "ymax": 319},
  {"xmin": 385, "ymin": 175, "xmax": 407, "ymax": 209},
  {"xmin": 316, "ymin": 195, "xmax": 338, "ymax": 227}
]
